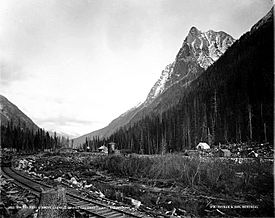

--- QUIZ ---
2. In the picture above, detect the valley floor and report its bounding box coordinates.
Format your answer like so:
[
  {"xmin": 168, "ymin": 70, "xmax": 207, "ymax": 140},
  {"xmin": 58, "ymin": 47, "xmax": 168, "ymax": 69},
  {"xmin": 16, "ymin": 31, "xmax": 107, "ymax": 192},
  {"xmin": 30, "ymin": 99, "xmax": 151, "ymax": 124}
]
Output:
[{"xmin": 13, "ymin": 152, "xmax": 274, "ymax": 217}]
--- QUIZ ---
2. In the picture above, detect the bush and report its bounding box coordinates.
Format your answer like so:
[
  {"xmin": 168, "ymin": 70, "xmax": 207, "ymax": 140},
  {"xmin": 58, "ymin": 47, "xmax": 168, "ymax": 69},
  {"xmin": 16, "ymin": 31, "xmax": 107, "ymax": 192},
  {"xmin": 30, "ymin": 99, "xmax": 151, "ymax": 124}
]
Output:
[{"xmin": 89, "ymin": 154, "xmax": 273, "ymax": 197}]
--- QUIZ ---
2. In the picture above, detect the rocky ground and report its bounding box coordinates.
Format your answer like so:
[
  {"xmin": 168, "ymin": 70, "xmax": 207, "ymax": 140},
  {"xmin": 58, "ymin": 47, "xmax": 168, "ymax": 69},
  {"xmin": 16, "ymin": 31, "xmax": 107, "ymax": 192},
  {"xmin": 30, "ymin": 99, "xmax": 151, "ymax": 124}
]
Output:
[
  {"xmin": 11, "ymin": 152, "xmax": 274, "ymax": 217},
  {"xmin": 13, "ymin": 154, "xmax": 197, "ymax": 217},
  {"xmin": 11, "ymin": 154, "xmax": 153, "ymax": 217},
  {"xmin": 0, "ymin": 174, "xmax": 39, "ymax": 218}
]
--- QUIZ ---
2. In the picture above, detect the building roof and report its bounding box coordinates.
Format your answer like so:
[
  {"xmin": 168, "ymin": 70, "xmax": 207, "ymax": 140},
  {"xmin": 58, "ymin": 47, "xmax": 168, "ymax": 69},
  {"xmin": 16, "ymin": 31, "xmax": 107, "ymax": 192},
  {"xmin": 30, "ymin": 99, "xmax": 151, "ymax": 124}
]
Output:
[
  {"xmin": 108, "ymin": 142, "xmax": 116, "ymax": 145},
  {"xmin": 196, "ymin": 142, "xmax": 210, "ymax": 150}
]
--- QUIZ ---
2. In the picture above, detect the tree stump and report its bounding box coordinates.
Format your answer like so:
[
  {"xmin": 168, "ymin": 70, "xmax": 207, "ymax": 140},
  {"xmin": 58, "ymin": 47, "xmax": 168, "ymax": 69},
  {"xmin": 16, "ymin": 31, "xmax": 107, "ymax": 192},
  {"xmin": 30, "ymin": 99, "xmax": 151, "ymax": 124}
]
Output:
[{"xmin": 37, "ymin": 186, "xmax": 68, "ymax": 218}]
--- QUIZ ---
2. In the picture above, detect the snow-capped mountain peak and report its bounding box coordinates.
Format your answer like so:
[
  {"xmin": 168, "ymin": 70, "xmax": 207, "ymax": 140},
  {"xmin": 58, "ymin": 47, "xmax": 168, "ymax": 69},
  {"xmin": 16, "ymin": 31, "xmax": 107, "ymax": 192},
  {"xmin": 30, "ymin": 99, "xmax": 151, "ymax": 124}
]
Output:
[
  {"xmin": 182, "ymin": 27, "xmax": 235, "ymax": 69},
  {"xmin": 145, "ymin": 27, "xmax": 235, "ymax": 105}
]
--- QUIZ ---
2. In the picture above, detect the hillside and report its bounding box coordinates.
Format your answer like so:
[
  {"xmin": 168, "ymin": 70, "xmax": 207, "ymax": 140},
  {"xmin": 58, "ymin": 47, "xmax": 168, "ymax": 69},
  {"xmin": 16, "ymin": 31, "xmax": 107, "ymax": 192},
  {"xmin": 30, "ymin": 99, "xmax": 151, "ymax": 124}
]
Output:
[
  {"xmin": 73, "ymin": 103, "xmax": 143, "ymax": 147},
  {"xmin": 0, "ymin": 95, "xmax": 39, "ymax": 131}
]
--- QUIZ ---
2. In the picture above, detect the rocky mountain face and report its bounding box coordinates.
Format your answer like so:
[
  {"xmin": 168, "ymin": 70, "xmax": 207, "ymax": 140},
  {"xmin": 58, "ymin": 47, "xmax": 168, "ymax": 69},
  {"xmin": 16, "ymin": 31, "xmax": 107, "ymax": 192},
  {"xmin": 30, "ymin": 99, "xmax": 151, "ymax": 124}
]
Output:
[
  {"xmin": 145, "ymin": 27, "xmax": 234, "ymax": 105},
  {"xmin": 73, "ymin": 27, "xmax": 235, "ymax": 147},
  {"xmin": 0, "ymin": 95, "xmax": 39, "ymax": 131}
]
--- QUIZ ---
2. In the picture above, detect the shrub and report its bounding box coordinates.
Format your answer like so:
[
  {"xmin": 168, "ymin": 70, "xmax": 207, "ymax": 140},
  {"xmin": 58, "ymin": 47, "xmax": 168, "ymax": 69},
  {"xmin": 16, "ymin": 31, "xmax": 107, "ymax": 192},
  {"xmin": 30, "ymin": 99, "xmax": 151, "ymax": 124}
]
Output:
[{"xmin": 89, "ymin": 154, "xmax": 273, "ymax": 196}]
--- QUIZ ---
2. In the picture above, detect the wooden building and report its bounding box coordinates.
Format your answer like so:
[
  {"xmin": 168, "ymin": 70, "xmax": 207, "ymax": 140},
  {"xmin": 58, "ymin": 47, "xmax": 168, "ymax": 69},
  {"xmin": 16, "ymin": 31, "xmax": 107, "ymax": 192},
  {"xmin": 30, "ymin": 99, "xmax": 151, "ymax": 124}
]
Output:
[
  {"xmin": 98, "ymin": 145, "xmax": 108, "ymax": 153},
  {"xmin": 216, "ymin": 149, "xmax": 231, "ymax": 157},
  {"xmin": 108, "ymin": 142, "xmax": 116, "ymax": 155}
]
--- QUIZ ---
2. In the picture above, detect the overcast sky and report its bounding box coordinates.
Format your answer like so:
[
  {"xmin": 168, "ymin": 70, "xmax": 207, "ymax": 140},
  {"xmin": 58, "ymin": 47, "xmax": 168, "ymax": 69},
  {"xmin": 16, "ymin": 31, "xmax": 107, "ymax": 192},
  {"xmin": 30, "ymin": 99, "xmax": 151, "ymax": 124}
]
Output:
[{"xmin": 0, "ymin": 0, "xmax": 272, "ymax": 137}]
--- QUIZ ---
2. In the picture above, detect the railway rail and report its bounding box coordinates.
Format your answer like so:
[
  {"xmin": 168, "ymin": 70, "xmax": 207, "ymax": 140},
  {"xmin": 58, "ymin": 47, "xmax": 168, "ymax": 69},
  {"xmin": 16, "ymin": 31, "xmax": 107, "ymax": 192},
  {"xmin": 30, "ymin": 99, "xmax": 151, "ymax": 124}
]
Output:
[{"xmin": 2, "ymin": 167, "xmax": 145, "ymax": 218}]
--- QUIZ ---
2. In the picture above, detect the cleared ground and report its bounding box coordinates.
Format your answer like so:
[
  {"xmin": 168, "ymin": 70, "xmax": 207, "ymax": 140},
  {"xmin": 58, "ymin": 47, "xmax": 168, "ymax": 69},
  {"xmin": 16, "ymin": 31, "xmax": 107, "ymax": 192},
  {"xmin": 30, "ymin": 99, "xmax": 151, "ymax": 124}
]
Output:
[{"xmin": 14, "ymin": 152, "xmax": 274, "ymax": 217}]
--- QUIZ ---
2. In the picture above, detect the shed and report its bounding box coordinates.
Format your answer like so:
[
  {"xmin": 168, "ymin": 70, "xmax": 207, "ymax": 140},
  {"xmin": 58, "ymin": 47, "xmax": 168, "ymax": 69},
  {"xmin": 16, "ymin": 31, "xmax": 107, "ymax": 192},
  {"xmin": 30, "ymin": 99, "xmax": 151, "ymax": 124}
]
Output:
[
  {"xmin": 98, "ymin": 145, "xmax": 108, "ymax": 153},
  {"xmin": 216, "ymin": 149, "xmax": 231, "ymax": 157},
  {"xmin": 108, "ymin": 142, "xmax": 116, "ymax": 154},
  {"xmin": 248, "ymin": 151, "xmax": 259, "ymax": 158},
  {"xmin": 196, "ymin": 142, "xmax": 210, "ymax": 150}
]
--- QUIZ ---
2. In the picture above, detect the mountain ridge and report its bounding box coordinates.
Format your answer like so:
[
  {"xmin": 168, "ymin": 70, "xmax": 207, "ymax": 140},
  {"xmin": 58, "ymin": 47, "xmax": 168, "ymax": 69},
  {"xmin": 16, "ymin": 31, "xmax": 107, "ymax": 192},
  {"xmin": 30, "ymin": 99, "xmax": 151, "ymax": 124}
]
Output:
[
  {"xmin": 73, "ymin": 27, "xmax": 235, "ymax": 147},
  {"xmin": 0, "ymin": 95, "xmax": 39, "ymax": 131}
]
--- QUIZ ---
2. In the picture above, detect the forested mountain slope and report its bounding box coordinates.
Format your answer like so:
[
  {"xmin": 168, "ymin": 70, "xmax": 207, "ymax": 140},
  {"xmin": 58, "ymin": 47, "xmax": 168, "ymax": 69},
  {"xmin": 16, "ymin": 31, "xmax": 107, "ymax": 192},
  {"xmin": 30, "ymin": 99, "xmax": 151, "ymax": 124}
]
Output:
[
  {"xmin": 0, "ymin": 95, "xmax": 39, "ymax": 131},
  {"xmin": 73, "ymin": 103, "xmax": 143, "ymax": 147},
  {"xmin": 103, "ymin": 7, "xmax": 273, "ymax": 153},
  {"xmin": 74, "ymin": 27, "xmax": 235, "ymax": 147}
]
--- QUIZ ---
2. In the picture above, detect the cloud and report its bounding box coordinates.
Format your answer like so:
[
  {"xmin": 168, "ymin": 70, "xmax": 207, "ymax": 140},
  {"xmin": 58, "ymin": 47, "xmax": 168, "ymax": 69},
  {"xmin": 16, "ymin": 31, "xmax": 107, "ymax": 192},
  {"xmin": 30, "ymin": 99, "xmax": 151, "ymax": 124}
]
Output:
[
  {"xmin": 36, "ymin": 116, "xmax": 96, "ymax": 126},
  {"xmin": 0, "ymin": 0, "xmax": 272, "ymax": 137},
  {"xmin": 0, "ymin": 60, "xmax": 28, "ymax": 86},
  {"xmin": 35, "ymin": 115, "xmax": 103, "ymax": 138}
]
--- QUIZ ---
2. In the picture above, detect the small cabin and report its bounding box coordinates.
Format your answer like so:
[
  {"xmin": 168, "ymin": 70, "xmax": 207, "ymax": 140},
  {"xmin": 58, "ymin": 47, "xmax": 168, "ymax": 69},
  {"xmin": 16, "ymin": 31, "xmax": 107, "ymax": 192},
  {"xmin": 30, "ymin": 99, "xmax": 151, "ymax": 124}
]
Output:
[
  {"xmin": 98, "ymin": 145, "xmax": 108, "ymax": 153},
  {"xmin": 196, "ymin": 142, "xmax": 210, "ymax": 150},
  {"xmin": 108, "ymin": 142, "xmax": 116, "ymax": 155},
  {"xmin": 248, "ymin": 151, "xmax": 259, "ymax": 158},
  {"xmin": 43, "ymin": 148, "xmax": 52, "ymax": 152},
  {"xmin": 216, "ymin": 149, "xmax": 231, "ymax": 157}
]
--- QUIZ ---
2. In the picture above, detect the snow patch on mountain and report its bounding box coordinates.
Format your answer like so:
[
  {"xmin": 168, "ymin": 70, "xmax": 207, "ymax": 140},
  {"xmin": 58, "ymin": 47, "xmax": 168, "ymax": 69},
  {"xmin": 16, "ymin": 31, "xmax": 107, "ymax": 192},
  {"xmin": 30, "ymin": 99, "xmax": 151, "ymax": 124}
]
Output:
[
  {"xmin": 144, "ymin": 62, "xmax": 175, "ymax": 105},
  {"xmin": 152, "ymin": 63, "xmax": 175, "ymax": 98},
  {"xmin": 120, "ymin": 101, "xmax": 143, "ymax": 117},
  {"xmin": 185, "ymin": 28, "xmax": 235, "ymax": 70}
]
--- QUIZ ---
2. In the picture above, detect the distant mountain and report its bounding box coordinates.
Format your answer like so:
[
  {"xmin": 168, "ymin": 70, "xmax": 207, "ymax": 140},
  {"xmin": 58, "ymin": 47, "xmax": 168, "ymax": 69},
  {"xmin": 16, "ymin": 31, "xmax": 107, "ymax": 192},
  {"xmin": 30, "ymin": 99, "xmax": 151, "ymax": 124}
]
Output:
[
  {"xmin": 48, "ymin": 130, "xmax": 73, "ymax": 139},
  {"xmin": 73, "ymin": 103, "xmax": 143, "ymax": 147},
  {"xmin": 74, "ymin": 28, "xmax": 235, "ymax": 147},
  {"xmin": 0, "ymin": 95, "xmax": 39, "ymax": 131}
]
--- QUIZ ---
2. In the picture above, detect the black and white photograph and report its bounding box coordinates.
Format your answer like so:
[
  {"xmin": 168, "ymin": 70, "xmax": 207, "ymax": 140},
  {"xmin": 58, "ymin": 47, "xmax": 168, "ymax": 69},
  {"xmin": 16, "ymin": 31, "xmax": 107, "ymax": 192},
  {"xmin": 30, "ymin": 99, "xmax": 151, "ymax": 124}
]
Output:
[{"xmin": 0, "ymin": 0, "xmax": 274, "ymax": 217}]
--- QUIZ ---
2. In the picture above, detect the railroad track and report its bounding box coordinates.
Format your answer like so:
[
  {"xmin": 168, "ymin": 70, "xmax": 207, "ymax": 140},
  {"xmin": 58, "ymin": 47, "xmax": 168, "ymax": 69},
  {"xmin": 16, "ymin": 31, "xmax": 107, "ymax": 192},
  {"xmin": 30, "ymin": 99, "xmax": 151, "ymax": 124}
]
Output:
[{"xmin": 2, "ymin": 167, "xmax": 145, "ymax": 218}]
